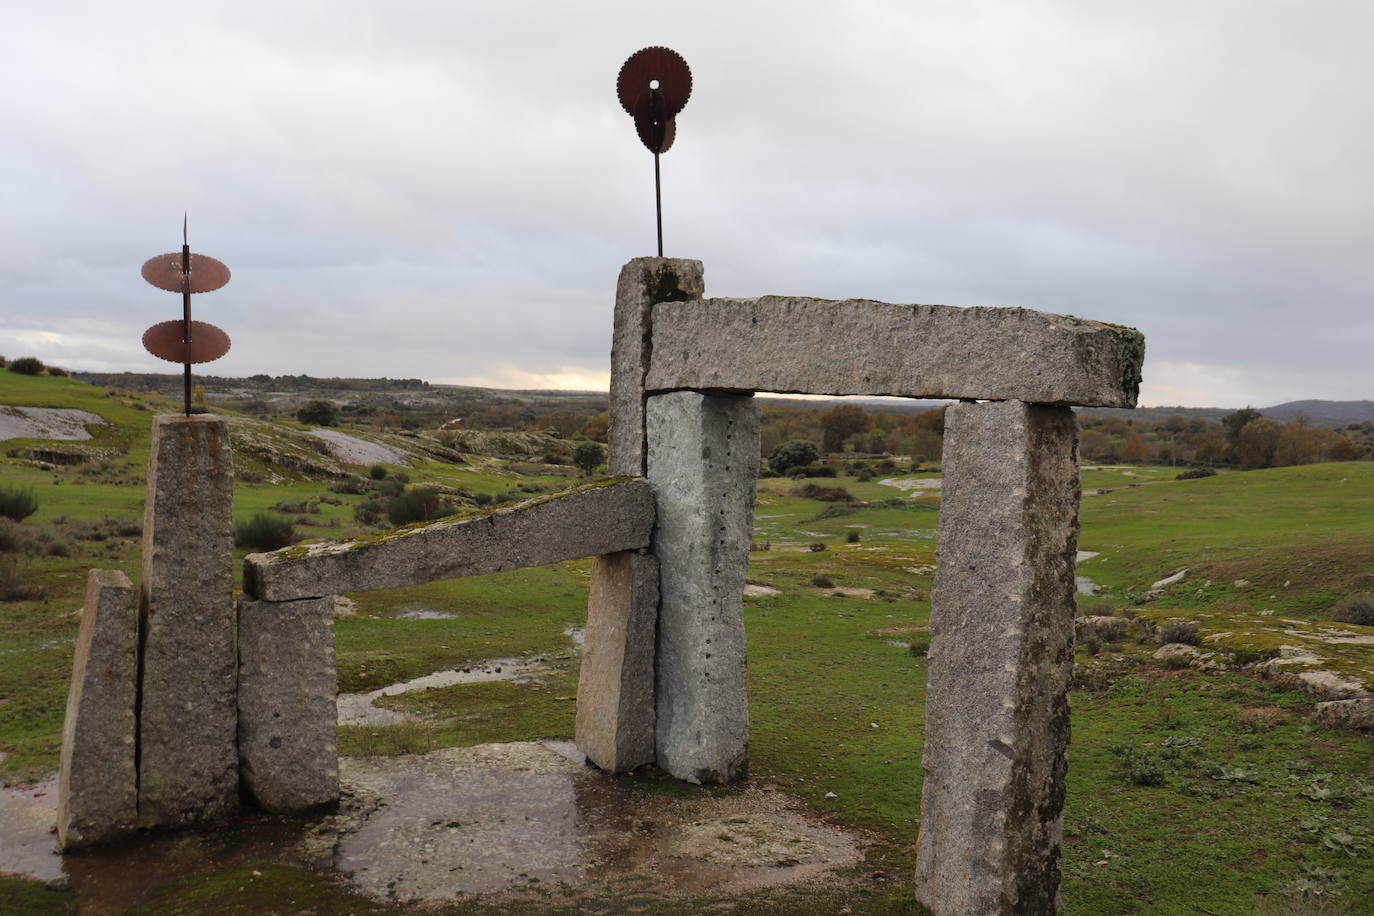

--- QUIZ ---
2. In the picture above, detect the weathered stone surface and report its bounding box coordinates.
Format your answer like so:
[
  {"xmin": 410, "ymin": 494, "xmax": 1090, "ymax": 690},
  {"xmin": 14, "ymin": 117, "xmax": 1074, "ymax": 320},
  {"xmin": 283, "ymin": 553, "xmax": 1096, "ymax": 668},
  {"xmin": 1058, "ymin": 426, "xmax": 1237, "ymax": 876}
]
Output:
[
  {"xmin": 1312, "ymin": 698, "xmax": 1374, "ymax": 731},
  {"xmin": 647, "ymin": 391, "xmax": 759, "ymax": 783},
  {"xmin": 238, "ymin": 596, "xmax": 339, "ymax": 812},
  {"xmin": 245, "ymin": 478, "xmax": 655, "ymax": 602},
  {"xmin": 607, "ymin": 258, "xmax": 705, "ymax": 476},
  {"xmin": 139, "ymin": 414, "xmax": 238, "ymax": 827},
  {"xmin": 916, "ymin": 400, "xmax": 1080, "ymax": 915},
  {"xmin": 576, "ymin": 550, "xmax": 659, "ymax": 772},
  {"xmin": 58, "ymin": 569, "xmax": 137, "ymax": 849},
  {"xmin": 646, "ymin": 297, "xmax": 1143, "ymax": 407}
]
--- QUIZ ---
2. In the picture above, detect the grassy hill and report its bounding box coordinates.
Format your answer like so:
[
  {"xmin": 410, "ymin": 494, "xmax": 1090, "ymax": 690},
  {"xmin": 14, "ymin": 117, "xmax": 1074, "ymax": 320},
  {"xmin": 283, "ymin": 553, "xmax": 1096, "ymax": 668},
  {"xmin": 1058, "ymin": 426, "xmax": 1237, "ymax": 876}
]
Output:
[{"xmin": 1, "ymin": 374, "xmax": 1371, "ymax": 914}]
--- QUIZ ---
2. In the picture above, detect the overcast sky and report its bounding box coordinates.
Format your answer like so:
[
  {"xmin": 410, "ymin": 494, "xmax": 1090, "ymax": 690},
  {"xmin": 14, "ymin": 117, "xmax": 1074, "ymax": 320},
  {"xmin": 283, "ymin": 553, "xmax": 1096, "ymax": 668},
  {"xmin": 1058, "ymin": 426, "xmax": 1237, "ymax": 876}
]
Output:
[{"xmin": 2, "ymin": 1, "xmax": 1370, "ymax": 408}]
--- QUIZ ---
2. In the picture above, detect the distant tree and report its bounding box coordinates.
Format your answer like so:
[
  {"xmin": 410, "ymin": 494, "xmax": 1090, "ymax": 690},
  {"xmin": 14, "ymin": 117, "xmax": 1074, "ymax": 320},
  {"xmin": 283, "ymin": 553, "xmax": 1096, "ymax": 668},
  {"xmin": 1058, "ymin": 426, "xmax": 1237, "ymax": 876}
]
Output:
[
  {"xmin": 1122, "ymin": 435, "xmax": 1150, "ymax": 463},
  {"xmin": 1328, "ymin": 437, "xmax": 1361, "ymax": 462},
  {"xmin": 297, "ymin": 400, "xmax": 338, "ymax": 427},
  {"xmin": 582, "ymin": 413, "xmax": 609, "ymax": 443},
  {"xmin": 574, "ymin": 442, "xmax": 606, "ymax": 476},
  {"xmin": 1222, "ymin": 407, "xmax": 1263, "ymax": 445},
  {"xmin": 8, "ymin": 357, "xmax": 44, "ymax": 376},
  {"xmin": 769, "ymin": 440, "xmax": 820, "ymax": 475},
  {"xmin": 543, "ymin": 410, "xmax": 585, "ymax": 438},
  {"xmin": 906, "ymin": 429, "xmax": 943, "ymax": 464},
  {"xmin": 1236, "ymin": 417, "xmax": 1281, "ymax": 469},
  {"xmin": 821, "ymin": 405, "xmax": 870, "ymax": 453},
  {"xmin": 1274, "ymin": 415, "xmax": 1321, "ymax": 467}
]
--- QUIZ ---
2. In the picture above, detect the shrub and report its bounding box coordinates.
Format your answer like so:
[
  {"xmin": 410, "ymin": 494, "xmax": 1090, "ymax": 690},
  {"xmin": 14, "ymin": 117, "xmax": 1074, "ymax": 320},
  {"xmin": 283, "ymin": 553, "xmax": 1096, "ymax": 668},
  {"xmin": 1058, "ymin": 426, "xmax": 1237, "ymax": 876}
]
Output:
[
  {"xmin": 0, "ymin": 485, "xmax": 39, "ymax": 523},
  {"xmin": 353, "ymin": 497, "xmax": 386, "ymax": 526},
  {"xmin": 272, "ymin": 500, "xmax": 318, "ymax": 514},
  {"xmin": 330, "ymin": 478, "xmax": 368, "ymax": 495},
  {"xmin": 808, "ymin": 542, "xmax": 827, "ymax": 552},
  {"xmin": 811, "ymin": 575, "xmax": 835, "ymax": 589},
  {"xmin": 1176, "ymin": 467, "xmax": 1217, "ymax": 481},
  {"xmin": 8, "ymin": 356, "xmax": 44, "ymax": 375},
  {"xmin": 235, "ymin": 513, "xmax": 295, "ymax": 550},
  {"xmin": 793, "ymin": 464, "xmax": 837, "ymax": 478},
  {"xmin": 846, "ymin": 530, "xmax": 860, "ymax": 543},
  {"xmin": 0, "ymin": 557, "xmax": 45, "ymax": 601},
  {"xmin": 387, "ymin": 487, "xmax": 447, "ymax": 525},
  {"xmin": 908, "ymin": 632, "xmax": 932, "ymax": 657},
  {"xmin": 574, "ymin": 442, "xmax": 606, "ymax": 476},
  {"xmin": 474, "ymin": 492, "xmax": 494, "ymax": 507},
  {"xmin": 1158, "ymin": 620, "xmax": 1200, "ymax": 646},
  {"xmin": 1331, "ymin": 595, "xmax": 1374, "ymax": 627},
  {"xmin": 1113, "ymin": 744, "xmax": 1167, "ymax": 787},
  {"xmin": 798, "ymin": 483, "xmax": 853, "ymax": 502},
  {"xmin": 369, "ymin": 463, "xmax": 389, "ymax": 480},
  {"xmin": 46, "ymin": 365, "xmax": 68, "ymax": 377},
  {"xmin": 769, "ymin": 441, "xmax": 820, "ymax": 476},
  {"xmin": 1082, "ymin": 634, "xmax": 1102, "ymax": 656},
  {"xmin": 296, "ymin": 399, "xmax": 338, "ymax": 426}
]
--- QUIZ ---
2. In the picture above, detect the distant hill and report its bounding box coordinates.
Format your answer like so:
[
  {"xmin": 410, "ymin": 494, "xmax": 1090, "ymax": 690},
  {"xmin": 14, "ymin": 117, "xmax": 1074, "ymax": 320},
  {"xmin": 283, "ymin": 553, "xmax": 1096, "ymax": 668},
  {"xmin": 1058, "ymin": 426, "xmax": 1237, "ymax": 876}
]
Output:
[{"xmin": 1079, "ymin": 400, "xmax": 1374, "ymax": 428}]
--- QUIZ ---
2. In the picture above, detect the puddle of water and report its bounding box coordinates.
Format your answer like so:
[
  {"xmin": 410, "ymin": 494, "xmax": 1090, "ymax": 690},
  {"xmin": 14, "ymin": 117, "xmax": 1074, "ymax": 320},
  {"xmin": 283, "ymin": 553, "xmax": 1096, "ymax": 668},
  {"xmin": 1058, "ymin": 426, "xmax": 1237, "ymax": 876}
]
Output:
[
  {"xmin": 396, "ymin": 606, "xmax": 458, "ymax": 620},
  {"xmin": 1075, "ymin": 577, "xmax": 1100, "ymax": 595},
  {"xmin": 338, "ymin": 659, "xmax": 541, "ymax": 727},
  {"xmin": 1076, "ymin": 550, "xmax": 1101, "ymax": 563},
  {"xmin": 0, "ymin": 778, "xmax": 62, "ymax": 882},
  {"xmin": 744, "ymin": 584, "xmax": 781, "ymax": 598},
  {"xmin": 563, "ymin": 625, "xmax": 586, "ymax": 648}
]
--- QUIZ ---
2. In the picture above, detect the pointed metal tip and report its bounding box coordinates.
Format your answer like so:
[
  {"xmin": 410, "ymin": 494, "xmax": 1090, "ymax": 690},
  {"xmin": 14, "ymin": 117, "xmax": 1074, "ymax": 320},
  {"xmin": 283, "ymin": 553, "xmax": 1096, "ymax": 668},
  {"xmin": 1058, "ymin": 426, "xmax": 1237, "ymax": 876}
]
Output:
[{"xmin": 183, "ymin": 212, "xmax": 188, "ymax": 245}]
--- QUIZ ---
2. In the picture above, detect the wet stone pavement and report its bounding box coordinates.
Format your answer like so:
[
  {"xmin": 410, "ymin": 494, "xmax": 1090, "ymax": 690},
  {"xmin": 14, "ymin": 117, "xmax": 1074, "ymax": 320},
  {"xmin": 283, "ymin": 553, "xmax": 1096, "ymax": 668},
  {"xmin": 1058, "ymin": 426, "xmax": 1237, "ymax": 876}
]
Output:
[{"xmin": 2, "ymin": 741, "xmax": 862, "ymax": 911}]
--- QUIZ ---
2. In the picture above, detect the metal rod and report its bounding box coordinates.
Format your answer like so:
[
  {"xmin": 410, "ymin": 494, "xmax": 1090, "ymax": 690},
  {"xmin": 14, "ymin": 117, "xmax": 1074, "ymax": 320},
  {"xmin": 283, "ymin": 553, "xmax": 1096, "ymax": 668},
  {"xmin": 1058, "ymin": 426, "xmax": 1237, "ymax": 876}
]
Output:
[
  {"xmin": 654, "ymin": 152, "xmax": 663, "ymax": 257},
  {"xmin": 181, "ymin": 234, "xmax": 192, "ymax": 417}
]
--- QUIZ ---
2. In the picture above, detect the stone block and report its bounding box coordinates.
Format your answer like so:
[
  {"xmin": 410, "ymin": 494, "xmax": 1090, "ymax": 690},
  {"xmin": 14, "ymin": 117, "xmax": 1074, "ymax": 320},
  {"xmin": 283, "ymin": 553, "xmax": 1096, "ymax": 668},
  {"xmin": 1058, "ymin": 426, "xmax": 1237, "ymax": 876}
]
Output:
[
  {"xmin": 575, "ymin": 550, "xmax": 659, "ymax": 772},
  {"xmin": 238, "ymin": 596, "xmax": 339, "ymax": 812},
  {"xmin": 245, "ymin": 477, "xmax": 655, "ymax": 602},
  {"xmin": 607, "ymin": 258, "xmax": 705, "ymax": 475},
  {"xmin": 646, "ymin": 297, "xmax": 1143, "ymax": 407},
  {"xmin": 916, "ymin": 400, "xmax": 1079, "ymax": 915},
  {"xmin": 647, "ymin": 390, "xmax": 759, "ymax": 783},
  {"xmin": 138, "ymin": 414, "xmax": 238, "ymax": 827},
  {"xmin": 58, "ymin": 569, "xmax": 138, "ymax": 849}
]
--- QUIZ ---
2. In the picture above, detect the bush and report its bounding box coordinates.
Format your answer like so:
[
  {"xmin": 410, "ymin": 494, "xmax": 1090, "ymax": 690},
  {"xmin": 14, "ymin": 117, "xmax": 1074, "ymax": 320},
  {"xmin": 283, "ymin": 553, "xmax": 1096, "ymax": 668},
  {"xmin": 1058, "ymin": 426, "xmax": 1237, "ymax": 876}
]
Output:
[
  {"xmin": 808, "ymin": 542, "xmax": 827, "ymax": 552},
  {"xmin": 798, "ymin": 483, "xmax": 853, "ymax": 502},
  {"xmin": 235, "ymin": 513, "xmax": 294, "ymax": 550},
  {"xmin": 7, "ymin": 356, "xmax": 44, "ymax": 375},
  {"xmin": 45, "ymin": 365, "xmax": 67, "ymax": 377},
  {"xmin": 769, "ymin": 441, "xmax": 820, "ymax": 476},
  {"xmin": 0, "ymin": 557, "xmax": 45, "ymax": 601},
  {"xmin": 573, "ymin": 442, "xmax": 606, "ymax": 476},
  {"xmin": 297, "ymin": 400, "xmax": 338, "ymax": 426},
  {"xmin": 1330, "ymin": 595, "xmax": 1374, "ymax": 627},
  {"xmin": 811, "ymin": 575, "xmax": 835, "ymax": 589},
  {"xmin": 908, "ymin": 632, "xmax": 932, "ymax": 657},
  {"xmin": 353, "ymin": 497, "xmax": 387, "ymax": 526},
  {"xmin": 1158, "ymin": 620, "xmax": 1200, "ymax": 646},
  {"xmin": 474, "ymin": 492, "xmax": 494, "ymax": 507},
  {"xmin": 387, "ymin": 486, "xmax": 447, "ymax": 525},
  {"xmin": 1113, "ymin": 744, "xmax": 1167, "ymax": 787},
  {"xmin": 1176, "ymin": 467, "xmax": 1217, "ymax": 481},
  {"xmin": 0, "ymin": 485, "xmax": 39, "ymax": 523},
  {"xmin": 369, "ymin": 464, "xmax": 389, "ymax": 480},
  {"xmin": 846, "ymin": 530, "xmax": 860, "ymax": 544}
]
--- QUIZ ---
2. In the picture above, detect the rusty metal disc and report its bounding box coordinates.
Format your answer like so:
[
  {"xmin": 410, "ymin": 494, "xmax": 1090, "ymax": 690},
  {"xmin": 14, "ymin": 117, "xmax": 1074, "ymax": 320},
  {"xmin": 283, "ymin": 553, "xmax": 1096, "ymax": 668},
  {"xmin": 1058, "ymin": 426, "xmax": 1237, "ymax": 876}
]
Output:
[
  {"xmin": 633, "ymin": 92, "xmax": 676, "ymax": 154},
  {"xmin": 142, "ymin": 320, "xmax": 232, "ymax": 364},
  {"xmin": 140, "ymin": 252, "xmax": 231, "ymax": 294},
  {"xmin": 617, "ymin": 47, "xmax": 691, "ymax": 120}
]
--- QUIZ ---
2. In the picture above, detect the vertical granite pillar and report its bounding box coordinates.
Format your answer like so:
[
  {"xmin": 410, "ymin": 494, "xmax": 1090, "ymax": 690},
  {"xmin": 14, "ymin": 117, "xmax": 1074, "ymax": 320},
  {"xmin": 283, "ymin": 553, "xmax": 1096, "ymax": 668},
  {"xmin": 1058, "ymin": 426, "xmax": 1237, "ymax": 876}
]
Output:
[
  {"xmin": 575, "ymin": 550, "xmax": 659, "ymax": 772},
  {"xmin": 238, "ymin": 595, "xmax": 339, "ymax": 812},
  {"xmin": 916, "ymin": 400, "xmax": 1080, "ymax": 915},
  {"xmin": 58, "ymin": 569, "xmax": 138, "ymax": 849},
  {"xmin": 138, "ymin": 414, "xmax": 237, "ymax": 827},
  {"xmin": 647, "ymin": 390, "xmax": 759, "ymax": 783},
  {"xmin": 606, "ymin": 257, "xmax": 705, "ymax": 476}
]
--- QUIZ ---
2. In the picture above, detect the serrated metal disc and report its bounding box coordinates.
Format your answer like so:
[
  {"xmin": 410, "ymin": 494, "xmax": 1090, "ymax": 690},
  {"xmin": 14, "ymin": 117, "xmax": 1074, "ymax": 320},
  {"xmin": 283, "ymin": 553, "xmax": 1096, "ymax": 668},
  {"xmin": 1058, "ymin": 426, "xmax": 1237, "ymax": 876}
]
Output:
[
  {"xmin": 617, "ymin": 46, "xmax": 691, "ymax": 119},
  {"xmin": 141, "ymin": 252, "xmax": 231, "ymax": 294},
  {"xmin": 142, "ymin": 320, "xmax": 232, "ymax": 364}
]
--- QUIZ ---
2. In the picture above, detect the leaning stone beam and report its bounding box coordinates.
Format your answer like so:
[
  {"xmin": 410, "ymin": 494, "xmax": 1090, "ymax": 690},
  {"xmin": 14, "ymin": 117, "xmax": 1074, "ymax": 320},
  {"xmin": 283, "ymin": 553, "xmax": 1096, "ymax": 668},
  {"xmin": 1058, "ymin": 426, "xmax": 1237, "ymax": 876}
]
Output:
[
  {"xmin": 646, "ymin": 297, "xmax": 1144, "ymax": 408},
  {"xmin": 916, "ymin": 400, "xmax": 1079, "ymax": 915},
  {"xmin": 238, "ymin": 595, "xmax": 338, "ymax": 812},
  {"xmin": 139, "ymin": 414, "xmax": 238, "ymax": 828},
  {"xmin": 575, "ymin": 550, "xmax": 659, "ymax": 773},
  {"xmin": 244, "ymin": 477, "xmax": 655, "ymax": 602},
  {"xmin": 648, "ymin": 390, "xmax": 759, "ymax": 784},
  {"xmin": 607, "ymin": 257, "xmax": 705, "ymax": 476},
  {"xmin": 58, "ymin": 569, "xmax": 138, "ymax": 849}
]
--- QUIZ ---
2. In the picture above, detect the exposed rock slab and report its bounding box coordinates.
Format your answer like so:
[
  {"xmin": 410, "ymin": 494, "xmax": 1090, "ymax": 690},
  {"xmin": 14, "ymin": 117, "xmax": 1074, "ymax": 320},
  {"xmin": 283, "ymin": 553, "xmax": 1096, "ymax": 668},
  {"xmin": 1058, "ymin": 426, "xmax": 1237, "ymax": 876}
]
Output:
[
  {"xmin": 1312, "ymin": 698, "xmax": 1374, "ymax": 731},
  {"xmin": 245, "ymin": 477, "xmax": 655, "ymax": 602},
  {"xmin": 58, "ymin": 569, "xmax": 137, "ymax": 849},
  {"xmin": 238, "ymin": 596, "xmax": 339, "ymax": 812},
  {"xmin": 138, "ymin": 414, "xmax": 238, "ymax": 828},
  {"xmin": 648, "ymin": 391, "xmax": 759, "ymax": 783},
  {"xmin": 607, "ymin": 258, "xmax": 705, "ymax": 476},
  {"xmin": 0, "ymin": 405, "xmax": 105, "ymax": 442},
  {"xmin": 645, "ymin": 297, "xmax": 1143, "ymax": 407},
  {"xmin": 576, "ymin": 550, "xmax": 659, "ymax": 772},
  {"xmin": 917, "ymin": 400, "xmax": 1080, "ymax": 915}
]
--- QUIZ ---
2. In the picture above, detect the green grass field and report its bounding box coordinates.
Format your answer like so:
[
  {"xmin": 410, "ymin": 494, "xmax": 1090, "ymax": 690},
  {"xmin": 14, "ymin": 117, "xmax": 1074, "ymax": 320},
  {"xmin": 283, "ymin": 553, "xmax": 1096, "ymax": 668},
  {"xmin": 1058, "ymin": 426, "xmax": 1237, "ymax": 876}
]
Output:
[{"xmin": 1, "ymin": 374, "xmax": 1371, "ymax": 914}]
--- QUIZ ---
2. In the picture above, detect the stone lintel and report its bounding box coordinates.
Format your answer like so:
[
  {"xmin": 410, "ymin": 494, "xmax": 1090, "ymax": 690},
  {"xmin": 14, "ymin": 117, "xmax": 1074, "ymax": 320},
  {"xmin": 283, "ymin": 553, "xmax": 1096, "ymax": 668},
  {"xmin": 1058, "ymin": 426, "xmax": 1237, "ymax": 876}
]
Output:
[
  {"xmin": 916, "ymin": 400, "xmax": 1079, "ymax": 915},
  {"xmin": 58, "ymin": 569, "xmax": 138, "ymax": 849},
  {"xmin": 645, "ymin": 297, "xmax": 1143, "ymax": 407},
  {"xmin": 138, "ymin": 413, "xmax": 238, "ymax": 828},
  {"xmin": 238, "ymin": 596, "xmax": 339, "ymax": 812},
  {"xmin": 608, "ymin": 258, "xmax": 705, "ymax": 476},
  {"xmin": 575, "ymin": 550, "xmax": 659, "ymax": 772},
  {"xmin": 648, "ymin": 391, "xmax": 759, "ymax": 784},
  {"xmin": 244, "ymin": 477, "xmax": 655, "ymax": 602}
]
